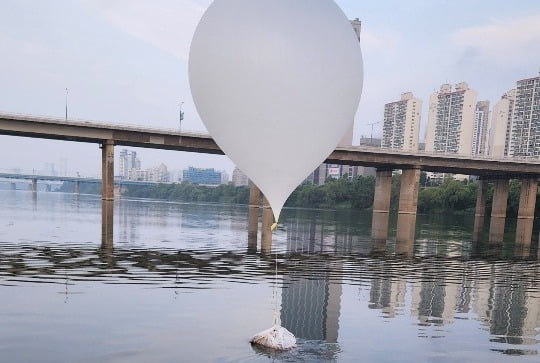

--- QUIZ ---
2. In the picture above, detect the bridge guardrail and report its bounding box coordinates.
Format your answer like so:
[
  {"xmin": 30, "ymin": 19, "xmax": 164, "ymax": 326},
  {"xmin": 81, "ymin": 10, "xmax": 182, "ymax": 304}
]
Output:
[{"xmin": 3, "ymin": 111, "xmax": 540, "ymax": 166}]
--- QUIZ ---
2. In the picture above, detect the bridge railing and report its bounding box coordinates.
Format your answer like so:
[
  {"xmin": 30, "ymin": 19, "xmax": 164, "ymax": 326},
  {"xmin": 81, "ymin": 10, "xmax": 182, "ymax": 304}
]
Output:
[
  {"xmin": 340, "ymin": 145, "xmax": 540, "ymax": 164},
  {"xmin": 4, "ymin": 111, "xmax": 540, "ymax": 165},
  {"xmin": 0, "ymin": 111, "xmax": 211, "ymax": 139}
]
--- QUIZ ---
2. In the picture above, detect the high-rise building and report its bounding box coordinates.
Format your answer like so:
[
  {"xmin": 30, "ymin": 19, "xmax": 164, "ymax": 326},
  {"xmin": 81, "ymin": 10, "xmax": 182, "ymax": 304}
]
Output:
[
  {"xmin": 472, "ymin": 101, "xmax": 490, "ymax": 155},
  {"xmin": 488, "ymin": 90, "xmax": 516, "ymax": 158},
  {"xmin": 183, "ymin": 167, "xmax": 222, "ymax": 186},
  {"xmin": 232, "ymin": 167, "xmax": 249, "ymax": 187},
  {"xmin": 119, "ymin": 149, "xmax": 141, "ymax": 179},
  {"xmin": 425, "ymin": 82, "xmax": 478, "ymax": 155},
  {"xmin": 147, "ymin": 163, "xmax": 170, "ymax": 183},
  {"xmin": 509, "ymin": 75, "xmax": 540, "ymax": 157},
  {"xmin": 382, "ymin": 92, "xmax": 422, "ymax": 151}
]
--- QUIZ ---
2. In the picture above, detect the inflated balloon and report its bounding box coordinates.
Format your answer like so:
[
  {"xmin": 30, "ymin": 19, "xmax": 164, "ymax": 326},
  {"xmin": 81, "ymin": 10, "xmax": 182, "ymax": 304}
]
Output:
[{"xmin": 189, "ymin": 0, "xmax": 363, "ymax": 221}]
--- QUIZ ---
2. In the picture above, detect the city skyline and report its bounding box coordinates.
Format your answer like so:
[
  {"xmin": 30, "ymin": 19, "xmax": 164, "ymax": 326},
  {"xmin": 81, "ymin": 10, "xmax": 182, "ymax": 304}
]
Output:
[
  {"xmin": 1, "ymin": 1, "xmax": 539, "ymax": 176},
  {"xmin": 2, "ymin": 73, "xmax": 538, "ymax": 180}
]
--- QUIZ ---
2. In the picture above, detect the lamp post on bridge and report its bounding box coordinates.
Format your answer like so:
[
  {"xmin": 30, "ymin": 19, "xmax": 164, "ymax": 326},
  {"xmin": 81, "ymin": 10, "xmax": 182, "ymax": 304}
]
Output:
[
  {"xmin": 65, "ymin": 88, "xmax": 69, "ymax": 121},
  {"xmin": 179, "ymin": 101, "xmax": 185, "ymax": 130},
  {"xmin": 367, "ymin": 120, "xmax": 382, "ymax": 146}
]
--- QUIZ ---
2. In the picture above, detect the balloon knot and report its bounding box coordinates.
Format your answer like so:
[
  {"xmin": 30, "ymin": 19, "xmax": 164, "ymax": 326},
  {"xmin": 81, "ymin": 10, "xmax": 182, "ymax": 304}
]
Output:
[{"xmin": 271, "ymin": 222, "xmax": 278, "ymax": 231}]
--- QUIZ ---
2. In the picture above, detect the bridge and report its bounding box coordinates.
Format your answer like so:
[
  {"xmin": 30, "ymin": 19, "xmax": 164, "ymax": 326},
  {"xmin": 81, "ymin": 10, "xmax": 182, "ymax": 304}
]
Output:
[
  {"xmin": 2, "ymin": 113, "xmax": 540, "ymax": 176},
  {"xmin": 1, "ymin": 112, "xmax": 539, "ymax": 250},
  {"xmin": 0, "ymin": 171, "xmax": 163, "ymax": 192}
]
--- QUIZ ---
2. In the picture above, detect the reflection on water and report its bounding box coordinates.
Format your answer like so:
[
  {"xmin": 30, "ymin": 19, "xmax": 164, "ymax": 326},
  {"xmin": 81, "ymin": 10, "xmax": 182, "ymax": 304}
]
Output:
[{"xmin": 0, "ymin": 191, "xmax": 539, "ymax": 362}]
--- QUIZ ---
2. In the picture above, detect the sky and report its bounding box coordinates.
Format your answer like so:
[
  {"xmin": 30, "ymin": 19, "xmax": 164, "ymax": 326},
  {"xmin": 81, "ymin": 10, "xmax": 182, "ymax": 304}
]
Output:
[{"xmin": 1, "ymin": 0, "xmax": 539, "ymax": 178}]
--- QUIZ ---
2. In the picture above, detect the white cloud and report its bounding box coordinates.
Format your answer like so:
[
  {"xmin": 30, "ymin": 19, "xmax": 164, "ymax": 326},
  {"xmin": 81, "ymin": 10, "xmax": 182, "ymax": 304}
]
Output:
[
  {"xmin": 361, "ymin": 28, "xmax": 401, "ymax": 55},
  {"xmin": 452, "ymin": 13, "xmax": 540, "ymax": 67},
  {"xmin": 84, "ymin": 0, "xmax": 205, "ymax": 61}
]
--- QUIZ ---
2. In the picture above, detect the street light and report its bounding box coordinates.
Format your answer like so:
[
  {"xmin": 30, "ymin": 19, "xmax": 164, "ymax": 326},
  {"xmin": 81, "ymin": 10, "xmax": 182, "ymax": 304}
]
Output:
[
  {"xmin": 366, "ymin": 120, "xmax": 382, "ymax": 146},
  {"xmin": 179, "ymin": 101, "xmax": 185, "ymax": 130},
  {"xmin": 65, "ymin": 88, "xmax": 69, "ymax": 121}
]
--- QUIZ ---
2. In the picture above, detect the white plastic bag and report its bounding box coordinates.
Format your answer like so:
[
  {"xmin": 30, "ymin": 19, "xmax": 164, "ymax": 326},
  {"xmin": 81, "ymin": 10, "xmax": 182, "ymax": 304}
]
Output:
[{"xmin": 250, "ymin": 324, "xmax": 297, "ymax": 351}]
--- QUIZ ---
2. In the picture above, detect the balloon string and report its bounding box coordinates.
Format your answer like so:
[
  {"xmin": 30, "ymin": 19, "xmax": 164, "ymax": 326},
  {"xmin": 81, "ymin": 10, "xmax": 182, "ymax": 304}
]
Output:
[
  {"xmin": 272, "ymin": 218, "xmax": 279, "ymax": 326},
  {"xmin": 273, "ymin": 249, "xmax": 279, "ymax": 326}
]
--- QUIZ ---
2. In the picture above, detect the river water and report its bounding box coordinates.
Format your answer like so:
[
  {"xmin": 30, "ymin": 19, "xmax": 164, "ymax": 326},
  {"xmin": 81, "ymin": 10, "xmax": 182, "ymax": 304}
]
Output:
[{"xmin": 0, "ymin": 190, "xmax": 538, "ymax": 362}]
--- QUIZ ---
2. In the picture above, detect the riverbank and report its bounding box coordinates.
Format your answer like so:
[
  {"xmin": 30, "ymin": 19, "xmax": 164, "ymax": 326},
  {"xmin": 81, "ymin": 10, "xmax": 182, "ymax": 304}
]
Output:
[{"xmin": 57, "ymin": 175, "xmax": 528, "ymax": 217}]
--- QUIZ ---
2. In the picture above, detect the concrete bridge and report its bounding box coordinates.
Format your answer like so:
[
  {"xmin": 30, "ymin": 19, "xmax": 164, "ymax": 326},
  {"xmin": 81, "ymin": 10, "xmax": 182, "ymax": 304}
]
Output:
[
  {"xmin": 0, "ymin": 171, "xmax": 162, "ymax": 193},
  {"xmin": 1, "ymin": 112, "xmax": 539, "ymax": 249}
]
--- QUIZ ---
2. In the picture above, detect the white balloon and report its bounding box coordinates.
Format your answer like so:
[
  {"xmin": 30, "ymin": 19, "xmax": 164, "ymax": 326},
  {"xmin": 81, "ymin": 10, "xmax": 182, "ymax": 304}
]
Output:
[{"xmin": 189, "ymin": 0, "xmax": 363, "ymax": 221}]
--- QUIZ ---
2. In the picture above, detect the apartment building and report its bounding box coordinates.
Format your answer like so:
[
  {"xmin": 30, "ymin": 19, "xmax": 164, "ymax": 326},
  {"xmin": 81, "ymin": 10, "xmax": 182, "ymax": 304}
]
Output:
[
  {"xmin": 509, "ymin": 76, "xmax": 540, "ymax": 157},
  {"xmin": 488, "ymin": 89, "xmax": 516, "ymax": 158},
  {"xmin": 382, "ymin": 92, "xmax": 422, "ymax": 151},
  {"xmin": 425, "ymin": 82, "xmax": 478, "ymax": 155},
  {"xmin": 472, "ymin": 101, "xmax": 490, "ymax": 155}
]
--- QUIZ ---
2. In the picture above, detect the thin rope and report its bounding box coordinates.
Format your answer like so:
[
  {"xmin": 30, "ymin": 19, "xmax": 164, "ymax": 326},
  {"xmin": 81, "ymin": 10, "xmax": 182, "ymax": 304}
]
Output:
[
  {"xmin": 273, "ymin": 250, "xmax": 279, "ymax": 326},
  {"xmin": 272, "ymin": 221, "xmax": 279, "ymax": 327}
]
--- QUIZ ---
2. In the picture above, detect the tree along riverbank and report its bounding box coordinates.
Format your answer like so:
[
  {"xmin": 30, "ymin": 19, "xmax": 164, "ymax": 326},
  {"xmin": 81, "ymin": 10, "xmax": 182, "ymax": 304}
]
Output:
[{"xmin": 57, "ymin": 175, "xmax": 529, "ymax": 217}]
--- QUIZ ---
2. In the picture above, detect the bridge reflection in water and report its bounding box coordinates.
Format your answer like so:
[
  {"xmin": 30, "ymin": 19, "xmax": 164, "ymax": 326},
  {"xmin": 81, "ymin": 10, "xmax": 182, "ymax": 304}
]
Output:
[
  {"xmin": 1, "ymin": 195, "xmax": 539, "ymax": 357},
  {"xmin": 278, "ymin": 210, "xmax": 538, "ymax": 356}
]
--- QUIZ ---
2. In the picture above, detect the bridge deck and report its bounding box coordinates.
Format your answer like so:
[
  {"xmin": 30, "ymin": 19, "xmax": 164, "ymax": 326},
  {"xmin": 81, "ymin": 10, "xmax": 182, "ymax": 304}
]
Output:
[{"xmin": 2, "ymin": 113, "xmax": 540, "ymax": 177}]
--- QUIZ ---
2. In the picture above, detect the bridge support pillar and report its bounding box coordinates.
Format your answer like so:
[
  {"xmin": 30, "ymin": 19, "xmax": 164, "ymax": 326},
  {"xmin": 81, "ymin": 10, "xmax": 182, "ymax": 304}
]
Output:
[
  {"xmin": 31, "ymin": 178, "xmax": 37, "ymax": 193},
  {"xmin": 371, "ymin": 169, "xmax": 392, "ymax": 242},
  {"xmin": 515, "ymin": 178, "xmax": 537, "ymax": 245},
  {"xmin": 396, "ymin": 167, "xmax": 420, "ymax": 254},
  {"xmin": 261, "ymin": 196, "xmax": 273, "ymax": 254},
  {"xmin": 489, "ymin": 179, "xmax": 509, "ymax": 244},
  {"xmin": 101, "ymin": 140, "xmax": 114, "ymax": 201},
  {"xmin": 473, "ymin": 179, "xmax": 488, "ymax": 242},
  {"xmin": 75, "ymin": 180, "xmax": 80, "ymax": 195},
  {"xmin": 101, "ymin": 200, "xmax": 114, "ymax": 248},
  {"xmin": 248, "ymin": 181, "xmax": 261, "ymax": 251}
]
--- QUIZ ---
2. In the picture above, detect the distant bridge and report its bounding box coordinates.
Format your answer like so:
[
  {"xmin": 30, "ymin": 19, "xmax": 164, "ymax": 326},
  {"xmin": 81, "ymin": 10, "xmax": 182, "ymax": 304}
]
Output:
[{"xmin": 0, "ymin": 172, "xmax": 161, "ymax": 186}]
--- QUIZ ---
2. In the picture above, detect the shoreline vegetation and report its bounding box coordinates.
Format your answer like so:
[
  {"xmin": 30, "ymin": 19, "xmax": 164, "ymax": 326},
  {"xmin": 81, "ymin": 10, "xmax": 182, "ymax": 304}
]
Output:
[{"xmin": 57, "ymin": 174, "xmax": 528, "ymax": 218}]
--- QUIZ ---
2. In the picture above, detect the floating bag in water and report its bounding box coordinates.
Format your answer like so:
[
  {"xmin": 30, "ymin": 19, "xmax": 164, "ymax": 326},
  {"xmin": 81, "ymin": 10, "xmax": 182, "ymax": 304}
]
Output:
[
  {"xmin": 250, "ymin": 325, "xmax": 297, "ymax": 351},
  {"xmin": 249, "ymin": 242, "xmax": 297, "ymax": 350}
]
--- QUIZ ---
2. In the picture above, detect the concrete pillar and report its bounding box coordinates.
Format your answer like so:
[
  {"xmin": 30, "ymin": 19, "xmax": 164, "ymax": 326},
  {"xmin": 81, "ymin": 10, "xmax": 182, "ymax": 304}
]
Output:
[
  {"xmin": 248, "ymin": 181, "xmax": 261, "ymax": 252},
  {"xmin": 473, "ymin": 179, "xmax": 488, "ymax": 242},
  {"xmin": 515, "ymin": 178, "xmax": 538, "ymax": 245},
  {"xmin": 101, "ymin": 140, "xmax": 114, "ymax": 201},
  {"xmin": 489, "ymin": 179, "xmax": 509, "ymax": 244},
  {"xmin": 101, "ymin": 200, "xmax": 114, "ymax": 248},
  {"xmin": 514, "ymin": 242, "xmax": 531, "ymax": 259},
  {"xmin": 371, "ymin": 169, "xmax": 392, "ymax": 242},
  {"xmin": 396, "ymin": 168, "xmax": 420, "ymax": 249},
  {"xmin": 74, "ymin": 180, "xmax": 80, "ymax": 195},
  {"xmin": 31, "ymin": 178, "xmax": 37, "ymax": 193},
  {"xmin": 261, "ymin": 196, "xmax": 273, "ymax": 254}
]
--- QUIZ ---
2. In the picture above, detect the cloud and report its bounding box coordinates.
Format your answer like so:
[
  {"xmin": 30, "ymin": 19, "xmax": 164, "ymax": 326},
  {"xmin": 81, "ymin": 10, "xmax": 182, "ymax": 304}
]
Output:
[
  {"xmin": 361, "ymin": 28, "xmax": 401, "ymax": 55},
  {"xmin": 83, "ymin": 0, "xmax": 205, "ymax": 61},
  {"xmin": 452, "ymin": 13, "xmax": 540, "ymax": 68}
]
